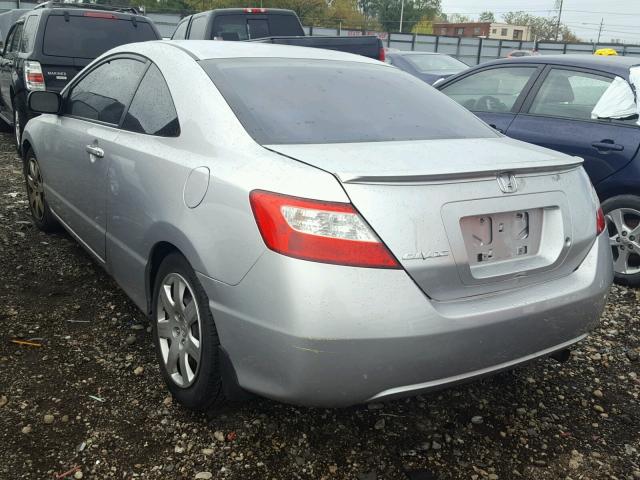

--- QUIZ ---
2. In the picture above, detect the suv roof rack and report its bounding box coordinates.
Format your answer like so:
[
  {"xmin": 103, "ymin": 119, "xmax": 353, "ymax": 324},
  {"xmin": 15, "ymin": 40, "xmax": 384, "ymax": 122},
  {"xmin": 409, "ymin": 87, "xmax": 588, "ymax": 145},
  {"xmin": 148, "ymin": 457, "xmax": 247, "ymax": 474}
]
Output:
[{"xmin": 34, "ymin": 1, "xmax": 140, "ymax": 15}]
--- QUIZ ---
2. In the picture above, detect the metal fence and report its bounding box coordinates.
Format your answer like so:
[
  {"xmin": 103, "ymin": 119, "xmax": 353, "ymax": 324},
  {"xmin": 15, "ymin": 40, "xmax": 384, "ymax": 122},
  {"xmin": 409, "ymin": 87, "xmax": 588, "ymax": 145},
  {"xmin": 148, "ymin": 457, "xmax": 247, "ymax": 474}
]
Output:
[{"xmin": 305, "ymin": 26, "xmax": 640, "ymax": 65}]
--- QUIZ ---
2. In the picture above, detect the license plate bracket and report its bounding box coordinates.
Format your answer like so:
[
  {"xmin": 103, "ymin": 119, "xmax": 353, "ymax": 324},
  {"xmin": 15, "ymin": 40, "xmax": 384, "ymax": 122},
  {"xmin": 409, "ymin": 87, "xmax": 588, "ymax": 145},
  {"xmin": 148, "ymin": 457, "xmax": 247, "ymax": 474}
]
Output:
[{"xmin": 460, "ymin": 209, "xmax": 543, "ymax": 266}]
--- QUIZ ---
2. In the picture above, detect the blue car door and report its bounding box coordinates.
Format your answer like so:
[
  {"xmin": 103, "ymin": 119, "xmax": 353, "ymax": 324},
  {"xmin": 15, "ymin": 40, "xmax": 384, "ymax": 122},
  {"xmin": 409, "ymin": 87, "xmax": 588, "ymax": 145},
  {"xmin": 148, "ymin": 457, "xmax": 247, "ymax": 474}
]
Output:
[
  {"xmin": 505, "ymin": 66, "xmax": 640, "ymax": 186},
  {"xmin": 439, "ymin": 64, "xmax": 543, "ymax": 133}
]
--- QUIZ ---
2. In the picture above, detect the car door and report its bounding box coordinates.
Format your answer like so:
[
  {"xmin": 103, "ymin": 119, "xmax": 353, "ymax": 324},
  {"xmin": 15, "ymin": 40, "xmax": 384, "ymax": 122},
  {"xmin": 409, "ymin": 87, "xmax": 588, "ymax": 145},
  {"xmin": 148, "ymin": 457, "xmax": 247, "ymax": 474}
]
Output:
[
  {"xmin": 43, "ymin": 56, "xmax": 147, "ymax": 262},
  {"xmin": 105, "ymin": 63, "xmax": 181, "ymax": 307},
  {"xmin": 506, "ymin": 66, "xmax": 640, "ymax": 185},
  {"xmin": 0, "ymin": 22, "xmax": 23, "ymax": 111},
  {"xmin": 438, "ymin": 64, "xmax": 542, "ymax": 134}
]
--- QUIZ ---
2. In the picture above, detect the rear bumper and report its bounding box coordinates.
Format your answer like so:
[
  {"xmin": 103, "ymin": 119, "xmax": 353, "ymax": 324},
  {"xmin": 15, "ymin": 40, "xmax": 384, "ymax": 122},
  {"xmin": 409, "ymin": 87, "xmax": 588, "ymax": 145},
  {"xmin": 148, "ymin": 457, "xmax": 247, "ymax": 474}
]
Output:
[{"xmin": 197, "ymin": 232, "xmax": 612, "ymax": 407}]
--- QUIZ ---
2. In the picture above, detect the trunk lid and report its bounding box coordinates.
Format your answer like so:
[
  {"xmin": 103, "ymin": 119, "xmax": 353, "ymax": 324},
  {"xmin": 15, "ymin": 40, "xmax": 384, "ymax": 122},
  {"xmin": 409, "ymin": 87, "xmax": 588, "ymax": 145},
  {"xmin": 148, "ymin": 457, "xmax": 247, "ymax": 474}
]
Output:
[{"xmin": 267, "ymin": 137, "xmax": 597, "ymax": 301}]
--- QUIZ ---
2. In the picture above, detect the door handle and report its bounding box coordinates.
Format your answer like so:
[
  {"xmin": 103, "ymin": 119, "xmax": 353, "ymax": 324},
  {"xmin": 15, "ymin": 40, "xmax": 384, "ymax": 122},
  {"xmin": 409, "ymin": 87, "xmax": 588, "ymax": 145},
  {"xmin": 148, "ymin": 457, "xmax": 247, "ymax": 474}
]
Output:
[
  {"xmin": 86, "ymin": 144, "xmax": 104, "ymax": 159},
  {"xmin": 592, "ymin": 141, "xmax": 624, "ymax": 152}
]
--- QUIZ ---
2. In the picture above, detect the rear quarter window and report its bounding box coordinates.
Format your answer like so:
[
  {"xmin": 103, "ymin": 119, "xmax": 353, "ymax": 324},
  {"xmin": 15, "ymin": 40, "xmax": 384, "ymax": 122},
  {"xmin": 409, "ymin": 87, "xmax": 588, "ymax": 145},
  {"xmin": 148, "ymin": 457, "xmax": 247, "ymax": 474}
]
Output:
[
  {"xmin": 43, "ymin": 15, "xmax": 158, "ymax": 59},
  {"xmin": 188, "ymin": 15, "xmax": 208, "ymax": 39},
  {"xmin": 21, "ymin": 16, "xmax": 38, "ymax": 52}
]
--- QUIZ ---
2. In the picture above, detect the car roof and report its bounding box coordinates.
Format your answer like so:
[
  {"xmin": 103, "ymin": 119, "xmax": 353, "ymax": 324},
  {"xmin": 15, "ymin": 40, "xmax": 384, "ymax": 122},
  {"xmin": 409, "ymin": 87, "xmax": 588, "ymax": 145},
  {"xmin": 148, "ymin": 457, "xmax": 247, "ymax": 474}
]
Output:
[
  {"xmin": 480, "ymin": 54, "xmax": 640, "ymax": 78},
  {"xmin": 158, "ymin": 40, "xmax": 385, "ymax": 65}
]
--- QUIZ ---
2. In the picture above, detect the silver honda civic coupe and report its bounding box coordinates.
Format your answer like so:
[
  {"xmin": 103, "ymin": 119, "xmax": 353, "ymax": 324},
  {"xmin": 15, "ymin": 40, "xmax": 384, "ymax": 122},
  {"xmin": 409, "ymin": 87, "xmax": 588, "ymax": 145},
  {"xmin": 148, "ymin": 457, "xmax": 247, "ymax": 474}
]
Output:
[{"xmin": 22, "ymin": 41, "xmax": 613, "ymax": 410}]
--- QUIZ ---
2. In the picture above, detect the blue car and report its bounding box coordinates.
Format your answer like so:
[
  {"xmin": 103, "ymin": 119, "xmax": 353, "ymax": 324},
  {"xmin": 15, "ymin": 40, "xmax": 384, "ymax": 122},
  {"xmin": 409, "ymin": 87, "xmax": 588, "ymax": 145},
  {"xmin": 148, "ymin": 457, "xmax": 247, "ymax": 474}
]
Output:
[{"xmin": 437, "ymin": 55, "xmax": 640, "ymax": 286}]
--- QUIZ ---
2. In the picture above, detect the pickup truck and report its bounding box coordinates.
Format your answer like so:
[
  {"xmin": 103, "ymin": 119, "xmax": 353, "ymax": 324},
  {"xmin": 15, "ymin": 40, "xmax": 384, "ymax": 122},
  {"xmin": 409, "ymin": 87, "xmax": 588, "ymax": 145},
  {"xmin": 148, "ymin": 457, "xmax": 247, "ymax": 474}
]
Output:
[{"xmin": 171, "ymin": 8, "xmax": 385, "ymax": 61}]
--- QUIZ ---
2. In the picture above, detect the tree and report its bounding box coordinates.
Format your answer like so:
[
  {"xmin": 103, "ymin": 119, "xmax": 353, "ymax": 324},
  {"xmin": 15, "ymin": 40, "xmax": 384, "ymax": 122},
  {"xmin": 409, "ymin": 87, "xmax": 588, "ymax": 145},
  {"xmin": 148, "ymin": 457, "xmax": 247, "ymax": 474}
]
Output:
[
  {"xmin": 446, "ymin": 13, "xmax": 471, "ymax": 23},
  {"xmin": 504, "ymin": 11, "xmax": 579, "ymax": 41},
  {"xmin": 478, "ymin": 11, "xmax": 495, "ymax": 22},
  {"xmin": 371, "ymin": 0, "xmax": 441, "ymax": 32}
]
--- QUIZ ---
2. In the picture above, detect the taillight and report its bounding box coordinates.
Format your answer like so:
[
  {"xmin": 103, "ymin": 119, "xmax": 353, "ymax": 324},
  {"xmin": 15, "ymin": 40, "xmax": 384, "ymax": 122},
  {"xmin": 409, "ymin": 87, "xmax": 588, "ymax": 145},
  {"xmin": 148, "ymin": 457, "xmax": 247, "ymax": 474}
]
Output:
[
  {"xmin": 379, "ymin": 46, "xmax": 386, "ymax": 62},
  {"xmin": 243, "ymin": 7, "xmax": 267, "ymax": 13},
  {"xmin": 591, "ymin": 186, "xmax": 605, "ymax": 235},
  {"xmin": 25, "ymin": 61, "xmax": 45, "ymax": 91},
  {"xmin": 249, "ymin": 190, "xmax": 400, "ymax": 269},
  {"xmin": 596, "ymin": 207, "xmax": 606, "ymax": 235}
]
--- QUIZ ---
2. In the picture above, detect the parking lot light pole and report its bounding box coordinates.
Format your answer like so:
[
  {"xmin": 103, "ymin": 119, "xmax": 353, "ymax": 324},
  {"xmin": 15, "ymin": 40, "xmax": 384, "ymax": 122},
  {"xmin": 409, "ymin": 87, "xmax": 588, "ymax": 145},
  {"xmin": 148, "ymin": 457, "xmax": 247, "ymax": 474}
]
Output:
[{"xmin": 399, "ymin": 0, "xmax": 404, "ymax": 33}]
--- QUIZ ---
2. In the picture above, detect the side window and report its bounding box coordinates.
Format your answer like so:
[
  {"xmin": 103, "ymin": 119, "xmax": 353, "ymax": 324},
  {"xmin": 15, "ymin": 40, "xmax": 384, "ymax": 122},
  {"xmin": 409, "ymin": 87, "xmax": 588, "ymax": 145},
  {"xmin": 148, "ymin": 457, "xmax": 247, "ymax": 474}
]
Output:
[
  {"xmin": 528, "ymin": 69, "xmax": 613, "ymax": 121},
  {"xmin": 441, "ymin": 66, "xmax": 537, "ymax": 113},
  {"xmin": 21, "ymin": 17, "xmax": 38, "ymax": 53},
  {"xmin": 188, "ymin": 16, "xmax": 208, "ymax": 39},
  {"xmin": 3, "ymin": 27, "xmax": 16, "ymax": 53},
  {"xmin": 122, "ymin": 64, "xmax": 180, "ymax": 137},
  {"xmin": 66, "ymin": 58, "xmax": 146, "ymax": 124},
  {"xmin": 7, "ymin": 23, "xmax": 24, "ymax": 53},
  {"xmin": 172, "ymin": 19, "xmax": 188, "ymax": 40}
]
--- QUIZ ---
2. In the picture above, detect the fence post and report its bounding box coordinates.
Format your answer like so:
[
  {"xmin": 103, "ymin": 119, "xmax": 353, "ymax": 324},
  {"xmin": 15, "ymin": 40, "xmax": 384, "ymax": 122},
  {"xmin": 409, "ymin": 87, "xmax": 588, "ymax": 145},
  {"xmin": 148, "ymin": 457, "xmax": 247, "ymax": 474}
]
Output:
[
  {"xmin": 498, "ymin": 39, "xmax": 503, "ymax": 58},
  {"xmin": 387, "ymin": 33, "xmax": 391, "ymax": 48},
  {"xmin": 456, "ymin": 36, "xmax": 461, "ymax": 58},
  {"xmin": 337, "ymin": 22, "xmax": 341, "ymax": 36},
  {"xmin": 435, "ymin": 34, "xmax": 439, "ymax": 53},
  {"xmin": 309, "ymin": 26, "xmax": 313, "ymax": 36},
  {"xmin": 476, "ymin": 37, "xmax": 483, "ymax": 65},
  {"xmin": 411, "ymin": 33, "xmax": 416, "ymax": 51},
  {"xmin": 562, "ymin": 42, "xmax": 567, "ymax": 54}
]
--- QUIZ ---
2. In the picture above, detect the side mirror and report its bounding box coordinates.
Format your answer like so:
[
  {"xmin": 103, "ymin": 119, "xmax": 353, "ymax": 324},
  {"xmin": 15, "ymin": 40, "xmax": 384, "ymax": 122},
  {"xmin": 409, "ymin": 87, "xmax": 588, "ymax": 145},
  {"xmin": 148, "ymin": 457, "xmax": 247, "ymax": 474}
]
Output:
[{"xmin": 28, "ymin": 91, "xmax": 61, "ymax": 114}]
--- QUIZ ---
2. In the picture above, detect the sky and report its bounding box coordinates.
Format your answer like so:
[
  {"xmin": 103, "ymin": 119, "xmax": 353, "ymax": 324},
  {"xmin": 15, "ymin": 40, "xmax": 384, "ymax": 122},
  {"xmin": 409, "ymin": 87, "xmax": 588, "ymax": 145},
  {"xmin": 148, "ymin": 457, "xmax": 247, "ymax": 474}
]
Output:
[{"xmin": 440, "ymin": 0, "xmax": 640, "ymax": 44}]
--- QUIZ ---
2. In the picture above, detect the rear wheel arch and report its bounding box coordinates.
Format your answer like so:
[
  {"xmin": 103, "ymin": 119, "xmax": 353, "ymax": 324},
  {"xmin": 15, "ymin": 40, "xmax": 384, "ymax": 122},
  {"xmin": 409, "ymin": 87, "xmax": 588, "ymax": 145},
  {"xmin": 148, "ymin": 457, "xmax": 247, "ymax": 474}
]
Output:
[{"xmin": 145, "ymin": 241, "xmax": 183, "ymax": 315}]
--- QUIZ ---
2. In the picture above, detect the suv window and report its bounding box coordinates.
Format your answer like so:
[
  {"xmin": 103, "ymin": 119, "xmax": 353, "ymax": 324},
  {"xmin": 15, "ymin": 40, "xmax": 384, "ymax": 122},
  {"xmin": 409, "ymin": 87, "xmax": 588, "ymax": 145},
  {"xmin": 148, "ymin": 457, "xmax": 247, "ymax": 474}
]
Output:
[
  {"xmin": 43, "ymin": 15, "xmax": 157, "ymax": 59},
  {"xmin": 441, "ymin": 66, "xmax": 537, "ymax": 113},
  {"xmin": 529, "ymin": 68, "xmax": 613, "ymax": 121},
  {"xmin": 122, "ymin": 64, "xmax": 180, "ymax": 136},
  {"xmin": 7, "ymin": 23, "xmax": 24, "ymax": 53},
  {"xmin": 21, "ymin": 16, "xmax": 38, "ymax": 53},
  {"xmin": 66, "ymin": 58, "xmax": 146, "ymax": 124},
  {"xmin": 172, "ymin": 19, "xmax": 188, "ymax": 39},
  {"xmin": 188, "ymin": 15, "xmax": 208, "ymax": 39}
]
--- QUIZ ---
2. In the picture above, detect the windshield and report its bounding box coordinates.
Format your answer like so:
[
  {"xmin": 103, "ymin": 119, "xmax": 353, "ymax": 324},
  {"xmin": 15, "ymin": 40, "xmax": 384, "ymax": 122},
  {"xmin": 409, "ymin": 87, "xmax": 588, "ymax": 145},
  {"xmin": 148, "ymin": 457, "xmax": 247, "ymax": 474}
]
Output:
[
  {"xmin": 403, "ymin": 54, "xmax": 467, "ymax": 73},
  {"xmin": 200, "ymin": 58, "xmax": 496, "ymax": 145},
  {"xmin": 43, "ymin": 15, "xmax": 157, "ymax": 59}
]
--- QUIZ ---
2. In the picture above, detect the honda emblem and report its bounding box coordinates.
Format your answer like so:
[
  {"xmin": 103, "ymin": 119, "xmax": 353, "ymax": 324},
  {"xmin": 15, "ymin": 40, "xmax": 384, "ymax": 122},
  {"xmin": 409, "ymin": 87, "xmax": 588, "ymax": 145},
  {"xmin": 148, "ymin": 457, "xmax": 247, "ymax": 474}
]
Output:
[{"xmin": 496, "ymin": 172, "xmax": 518, "ymax": 193}]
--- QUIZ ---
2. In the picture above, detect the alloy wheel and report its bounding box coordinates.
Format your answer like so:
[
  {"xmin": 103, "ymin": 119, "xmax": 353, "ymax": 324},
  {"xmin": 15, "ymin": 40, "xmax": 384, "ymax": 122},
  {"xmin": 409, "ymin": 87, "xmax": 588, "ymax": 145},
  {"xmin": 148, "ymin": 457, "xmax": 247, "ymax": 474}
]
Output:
[
  {"xmin": 26, "ymin": 156, "xmax": 45, "ymax": 221},
  {"xmin": 156, "ymin": 273, "xmax": 202, "ymax": 388},
  {"xmin": 607, "ymin": 207, "xmax": 640, "ymax": 276}
]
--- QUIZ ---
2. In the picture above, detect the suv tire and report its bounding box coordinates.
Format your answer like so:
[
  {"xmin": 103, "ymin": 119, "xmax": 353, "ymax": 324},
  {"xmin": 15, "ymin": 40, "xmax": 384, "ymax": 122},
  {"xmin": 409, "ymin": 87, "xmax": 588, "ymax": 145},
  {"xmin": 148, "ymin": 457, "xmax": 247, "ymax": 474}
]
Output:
[{"xmin": 23, "ymin": 148, "xmax": 58, "ymax": 232}]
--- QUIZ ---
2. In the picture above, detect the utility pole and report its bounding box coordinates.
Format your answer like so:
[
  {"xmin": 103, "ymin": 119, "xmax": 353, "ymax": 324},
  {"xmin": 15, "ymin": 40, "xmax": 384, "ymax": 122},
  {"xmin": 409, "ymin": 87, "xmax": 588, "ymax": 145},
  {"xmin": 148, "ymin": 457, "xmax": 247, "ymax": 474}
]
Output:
[
  {"xmin": 399, "ymin": 0, "xmax": 404, "ymax": 33},
  {"xmin": 555, "ymin": 0, "xmax": 564, "ymax": 41},
  {"xmin": 597, "ymin": 17, "xmax": 604, "ymax": 44}
]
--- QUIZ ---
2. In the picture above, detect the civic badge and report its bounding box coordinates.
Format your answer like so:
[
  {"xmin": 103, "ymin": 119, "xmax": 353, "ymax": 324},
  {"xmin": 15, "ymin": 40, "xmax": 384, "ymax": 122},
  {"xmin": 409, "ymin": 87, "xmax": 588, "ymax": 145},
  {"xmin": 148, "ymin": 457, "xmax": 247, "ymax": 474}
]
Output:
[{"xmin": 496, "ymin": 172, "xmax": 518, "ymax": 193}]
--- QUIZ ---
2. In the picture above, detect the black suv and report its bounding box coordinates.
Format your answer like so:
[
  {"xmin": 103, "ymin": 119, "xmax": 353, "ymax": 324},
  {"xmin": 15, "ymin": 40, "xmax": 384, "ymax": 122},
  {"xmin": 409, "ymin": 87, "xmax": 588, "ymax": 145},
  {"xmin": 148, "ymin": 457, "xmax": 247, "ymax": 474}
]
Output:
[{"xmin": 0, "ymin": 1, "xmax": 161, "ymax": 148}]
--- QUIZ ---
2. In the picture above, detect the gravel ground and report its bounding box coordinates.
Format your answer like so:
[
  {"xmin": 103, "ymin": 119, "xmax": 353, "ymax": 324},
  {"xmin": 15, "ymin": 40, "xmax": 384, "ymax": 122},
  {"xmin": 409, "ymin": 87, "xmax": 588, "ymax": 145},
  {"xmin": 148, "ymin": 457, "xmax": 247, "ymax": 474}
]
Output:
[{"xmin": 0, "ymin": 131, "xmax": 639, "ymax": 480}]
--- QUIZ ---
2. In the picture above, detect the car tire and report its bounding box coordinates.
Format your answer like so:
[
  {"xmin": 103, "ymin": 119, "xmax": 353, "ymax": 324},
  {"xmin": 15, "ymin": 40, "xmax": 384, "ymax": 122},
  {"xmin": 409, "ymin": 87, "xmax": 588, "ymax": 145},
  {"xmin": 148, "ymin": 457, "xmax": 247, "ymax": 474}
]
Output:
[
  {"xmin": 601, "ymin": 195, "xmax": 640, "ymax": 287},
  {"xmin": 151, "ymin": 252, "xmax": 226, "ymax": 411},
  {"xmin": 13, "ymin": 98, "xmax": 26, "ymax": 154},
  {"xmin": 23, "ymin": 148, "xmax": 59, "ymax": 232}
]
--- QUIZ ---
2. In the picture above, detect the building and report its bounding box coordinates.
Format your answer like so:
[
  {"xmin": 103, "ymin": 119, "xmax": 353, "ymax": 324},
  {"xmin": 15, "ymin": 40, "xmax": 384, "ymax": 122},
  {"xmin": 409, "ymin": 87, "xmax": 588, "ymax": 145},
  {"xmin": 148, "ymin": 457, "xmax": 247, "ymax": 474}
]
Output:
[
  {"xmin": 433, "ymin": 22, "xmax": 490, "ymax": 38},
  {"xmin": 433, "ymin": 22, "xmax": 532, "ymax": 41},
  {"xmin": 488, "ymin": 23, "xmax": 531, "ymax": 41}
]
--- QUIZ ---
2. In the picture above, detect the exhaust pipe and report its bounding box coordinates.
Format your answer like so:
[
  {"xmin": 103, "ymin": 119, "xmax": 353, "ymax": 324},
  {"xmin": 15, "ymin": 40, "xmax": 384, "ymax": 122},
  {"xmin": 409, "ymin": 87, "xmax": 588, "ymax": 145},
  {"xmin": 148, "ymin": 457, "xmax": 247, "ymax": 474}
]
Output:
[{"xmin": 550, "ymin": 348, "xmax": 571, "ymax": 363}]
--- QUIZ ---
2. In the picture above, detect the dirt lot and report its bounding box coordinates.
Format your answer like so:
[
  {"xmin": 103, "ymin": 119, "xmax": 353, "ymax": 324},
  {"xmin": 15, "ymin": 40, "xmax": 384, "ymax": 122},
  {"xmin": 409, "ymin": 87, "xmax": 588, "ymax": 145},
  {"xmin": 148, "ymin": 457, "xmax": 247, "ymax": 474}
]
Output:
[{"xmin": 0, "ymin": 131, "xmax": 639, "ymax": 480}]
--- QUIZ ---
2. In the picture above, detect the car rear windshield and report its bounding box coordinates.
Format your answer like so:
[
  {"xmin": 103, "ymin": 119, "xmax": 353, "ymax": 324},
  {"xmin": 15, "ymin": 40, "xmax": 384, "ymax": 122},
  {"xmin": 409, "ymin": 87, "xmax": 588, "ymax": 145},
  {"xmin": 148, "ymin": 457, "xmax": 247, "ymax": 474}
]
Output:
[
  {"xmin": 211, "ymin": 13, "xmax": 303, "ymax": 40},
  {"xmin": 404, "ymin": 54, "xmax": 467, "ymax": 73},
  {"xmin": 200, "ymin": 58, "xmax": 497, "ymax": 145},
  {"xmin": 43, "ymin": 15, "xmax": 157, "ymax": 59}
]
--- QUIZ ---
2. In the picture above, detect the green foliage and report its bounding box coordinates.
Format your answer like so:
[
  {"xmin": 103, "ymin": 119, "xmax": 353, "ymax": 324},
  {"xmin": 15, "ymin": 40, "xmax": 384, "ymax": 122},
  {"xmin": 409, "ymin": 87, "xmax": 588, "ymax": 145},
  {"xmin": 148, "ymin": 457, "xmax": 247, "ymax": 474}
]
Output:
[
  {"xmin": 478, "ymin": 11, "xmax": 494, "ymax": 22},
  {"xmin": 371, "ymin": 0, "xmax": 440, "ymax": 32}
]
